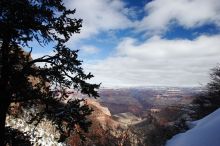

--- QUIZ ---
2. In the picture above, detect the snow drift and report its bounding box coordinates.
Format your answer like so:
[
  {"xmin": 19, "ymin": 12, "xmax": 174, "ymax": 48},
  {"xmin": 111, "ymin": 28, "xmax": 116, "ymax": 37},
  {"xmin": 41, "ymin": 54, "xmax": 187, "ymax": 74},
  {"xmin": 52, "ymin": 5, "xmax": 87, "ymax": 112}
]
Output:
[{"xmin": 166, "ymin": 108, "xmax": 220, "ymax": 146}]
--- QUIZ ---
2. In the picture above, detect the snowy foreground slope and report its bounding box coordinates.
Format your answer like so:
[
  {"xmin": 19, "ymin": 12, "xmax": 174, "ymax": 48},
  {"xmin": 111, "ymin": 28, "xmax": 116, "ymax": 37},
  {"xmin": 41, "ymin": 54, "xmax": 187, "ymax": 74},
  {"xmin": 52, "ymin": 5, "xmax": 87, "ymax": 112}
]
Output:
[{"xmin": 166, "ymin": 108, "xmax": 220, "ymax": 146}]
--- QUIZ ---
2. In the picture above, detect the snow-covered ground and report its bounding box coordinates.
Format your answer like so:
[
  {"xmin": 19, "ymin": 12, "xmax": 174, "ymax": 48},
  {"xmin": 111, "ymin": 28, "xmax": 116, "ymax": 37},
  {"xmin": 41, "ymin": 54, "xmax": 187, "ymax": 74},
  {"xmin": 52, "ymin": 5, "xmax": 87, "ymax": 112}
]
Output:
[
  {"xmin": 6, "ymin": 107, "xmax": 66, "ymax": 146},
  {"xmin": 166, "ymin": 108, "xmax": 220, "ymax": 146}
]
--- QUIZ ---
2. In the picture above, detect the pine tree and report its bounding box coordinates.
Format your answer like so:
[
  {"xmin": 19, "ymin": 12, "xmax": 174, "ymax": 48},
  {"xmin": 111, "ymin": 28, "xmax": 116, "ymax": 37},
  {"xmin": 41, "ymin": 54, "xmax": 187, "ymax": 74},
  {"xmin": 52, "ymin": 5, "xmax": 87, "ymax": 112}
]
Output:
[
  {"xmin": 192, "ymin": 65, "xmax": 220, "ymax": 119},
  {"xmin": 0, "ymin": 0, "xmax": 99, "ymax": 145}
]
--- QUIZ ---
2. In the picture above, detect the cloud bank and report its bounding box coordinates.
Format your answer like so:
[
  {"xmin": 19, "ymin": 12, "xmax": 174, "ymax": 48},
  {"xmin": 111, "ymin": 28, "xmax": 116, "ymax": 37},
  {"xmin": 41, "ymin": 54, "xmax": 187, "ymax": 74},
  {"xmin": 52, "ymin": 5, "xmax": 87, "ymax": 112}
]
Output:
[
  {"xmin": 85, "ymin": 35, "xmax": 220, "ymax": 87},
  {"xmin": 62, "ymin": 0, "xmax": 220, "ymax": 87}
]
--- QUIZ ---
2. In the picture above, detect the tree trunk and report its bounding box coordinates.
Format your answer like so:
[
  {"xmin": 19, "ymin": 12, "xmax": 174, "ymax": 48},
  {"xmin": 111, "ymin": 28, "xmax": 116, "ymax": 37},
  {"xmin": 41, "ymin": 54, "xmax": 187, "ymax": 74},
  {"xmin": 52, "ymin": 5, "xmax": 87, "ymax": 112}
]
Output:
[
  {"xmin": 0, "ymin": 38, "xmax": 11, "ymax": 146},
  {"xmin": 0, "ymin": 94, "xmax": 10, "ymax": 146}
]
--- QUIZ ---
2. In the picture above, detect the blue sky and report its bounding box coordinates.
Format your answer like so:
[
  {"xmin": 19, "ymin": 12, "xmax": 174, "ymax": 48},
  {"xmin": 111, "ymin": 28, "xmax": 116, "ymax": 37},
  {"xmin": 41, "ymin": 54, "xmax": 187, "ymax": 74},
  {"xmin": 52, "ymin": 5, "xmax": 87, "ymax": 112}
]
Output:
[{"xmin": 32, "ymin": 0, "xmax": 220, "ymax": 87}]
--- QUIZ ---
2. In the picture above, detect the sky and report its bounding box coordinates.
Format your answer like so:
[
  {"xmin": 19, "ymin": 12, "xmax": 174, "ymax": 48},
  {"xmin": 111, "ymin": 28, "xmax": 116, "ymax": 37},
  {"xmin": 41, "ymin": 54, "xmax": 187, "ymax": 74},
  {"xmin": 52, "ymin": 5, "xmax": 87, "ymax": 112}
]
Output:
[{"xmin": 32, "ymin": 0, "xmax": 220, "ymax": 88}]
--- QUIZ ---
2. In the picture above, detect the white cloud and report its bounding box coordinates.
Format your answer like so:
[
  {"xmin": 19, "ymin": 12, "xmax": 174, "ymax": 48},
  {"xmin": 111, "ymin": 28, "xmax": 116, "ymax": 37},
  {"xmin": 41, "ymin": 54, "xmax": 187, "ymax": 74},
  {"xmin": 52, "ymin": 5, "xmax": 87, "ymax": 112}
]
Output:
[
  {"xmin": 61, "ymin": 0, "xmax": 220, "ymax": 87},
  {"xmin": 63, "ymin": 0, "xmax": 220, "ymax": 43},
  {"xmin": 80, "ymin": 45, "xmax": 99, "ymax": 55},
  {"xmin": 65, "ymin": 0, "xmax": 133, "ymax": 44},
  {"xmin": 85, "ymin": 35, "xmax": 220, "ymax": 87},
  {"xmin": 137, "ymin": 0, "xmax": 220, "ymax": 34}
]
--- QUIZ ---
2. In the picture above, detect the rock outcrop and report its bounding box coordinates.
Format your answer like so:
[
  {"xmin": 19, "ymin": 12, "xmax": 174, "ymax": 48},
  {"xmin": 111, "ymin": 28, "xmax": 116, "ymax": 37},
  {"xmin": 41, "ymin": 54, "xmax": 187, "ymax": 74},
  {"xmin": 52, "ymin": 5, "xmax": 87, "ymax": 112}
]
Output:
[{"xmin": 86, "ymin": 99, "xmax": 119, "ymax": 129}]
